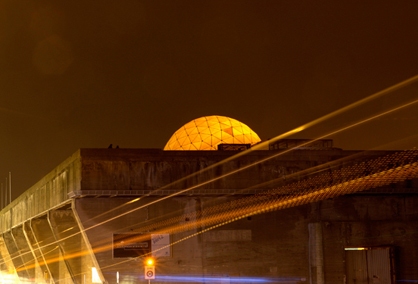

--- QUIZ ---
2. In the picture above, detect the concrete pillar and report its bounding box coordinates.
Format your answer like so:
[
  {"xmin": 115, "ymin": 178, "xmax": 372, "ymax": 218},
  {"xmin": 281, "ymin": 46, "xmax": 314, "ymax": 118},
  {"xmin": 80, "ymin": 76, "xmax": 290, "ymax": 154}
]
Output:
[
  {"xmin": 25, "ymin": 221, "xmax": 53, "ymax": 283},
  {"xmin": 31, "ymin": 215, "xmax": 66, "ymax": 283},
  {"xmin": 0, "ymin": 234, "xmax": 20, "ymax": 283},
  {"xmin": 11, "ymin": 225, "xmax": 37, "ymax": 281},
  {"xmin": 0, "ymin": 244, "xmax": 5, "ymax": 282},
  {"xmin": 70, "ymin": 200, "xmax": 104, "ymax": 284},
  {"xmin": 49, "ymin": 206, "xmax": 90, "ymax": 284},
  {"xmin": 47, "ymin": 210, "xmax": 77, "ymax": 284},
  {"xmin": 309, "ymin": 222, "xmax": 325, "ymax": 284},
  {"xmin": 3, "ymin": 230, "xmax": 31, "ymax": 281}
]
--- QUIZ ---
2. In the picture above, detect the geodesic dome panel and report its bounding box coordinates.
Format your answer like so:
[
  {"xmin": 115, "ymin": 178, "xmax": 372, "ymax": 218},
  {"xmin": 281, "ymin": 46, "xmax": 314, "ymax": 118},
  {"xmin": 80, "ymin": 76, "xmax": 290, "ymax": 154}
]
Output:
[{"xmin": 164, "ymin": 116, "xmax": 261, "ymax": 150}]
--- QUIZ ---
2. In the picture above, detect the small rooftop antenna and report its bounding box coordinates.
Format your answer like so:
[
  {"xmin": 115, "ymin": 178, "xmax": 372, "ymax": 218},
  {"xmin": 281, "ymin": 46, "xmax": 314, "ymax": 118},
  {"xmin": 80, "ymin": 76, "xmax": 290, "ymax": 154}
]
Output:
[
  {"xmin": 9, "ymin": 172, "xmax": 11, "ymax": 204},
  {"xmin": 5, "ymin": 177, "xmax": 7, "ymax": 205}
]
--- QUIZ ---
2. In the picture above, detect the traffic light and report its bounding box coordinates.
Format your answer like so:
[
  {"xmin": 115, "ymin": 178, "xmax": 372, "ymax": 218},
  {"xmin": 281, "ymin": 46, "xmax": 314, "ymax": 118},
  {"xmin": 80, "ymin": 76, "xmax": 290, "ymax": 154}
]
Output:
[
  {"xmin": 145, "ymin": 258, "xmax": 156, "ymax": 280},
  {"xmin": 146, "ymin": 258, "xmax": 154, "ymax": 266}
]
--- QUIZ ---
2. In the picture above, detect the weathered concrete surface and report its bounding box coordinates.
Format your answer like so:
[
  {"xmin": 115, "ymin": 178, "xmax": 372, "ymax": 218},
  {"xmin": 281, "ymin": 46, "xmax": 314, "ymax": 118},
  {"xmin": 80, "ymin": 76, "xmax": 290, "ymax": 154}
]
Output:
[
  {"xmin": 0, "ymin": 235, "xmax": 19, "ymax": 282},
  {"xmin": 0, "ymin": 148, "xmax": 395, "ymax": 232},
  {"xmin": 49, "ymin": 206, "xmax": 91, "ymax": 284},
  {"xmin": 73, "ymin": 190, "xmax": 418, "ymax": 284},
  {"xmin": 319, "ymin": 194, "xmax": 418, "ymax": 283},
  {"xmin": 0, "ymin": 150, "xmax": 81, "ymax": 232},
  {"xmin": 11, "ymin": 225, "xmax": 36, "ymax": 281},
  {"xmin": 23, "ymin": 221, "xmax": 49, "ymax": 283},
  {"xmin": 0, "ymin": 148, "xmax": 417, "ymax": 284},
  {"xmin": 78, "ymin": 148, "xmax": 361, "ymax": 191},
  {"xmin": 3, "ymin": 230, "xmax": 30, "ymax": 280},
  {"xmin": 31, "ymin": 215, "xmax": 72, "ymax": 283}
]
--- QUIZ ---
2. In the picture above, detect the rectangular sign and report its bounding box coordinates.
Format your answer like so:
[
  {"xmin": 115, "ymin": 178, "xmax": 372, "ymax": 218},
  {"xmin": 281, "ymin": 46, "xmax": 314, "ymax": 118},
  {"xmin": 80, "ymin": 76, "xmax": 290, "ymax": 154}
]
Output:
[
  {"xmin": 217, "ymin": 143, "xmax": 251, "ymax": 151},
  {"xmin": 151, "ymin": 234, "xmax": 170, "ymax": 257},
  {"xmin": 145, "ymin": 266, "xmax": 155, "ymax": 280},
  {"xmin": 113, "ymin": 233, "xmax": 151, "ymax": 258}
]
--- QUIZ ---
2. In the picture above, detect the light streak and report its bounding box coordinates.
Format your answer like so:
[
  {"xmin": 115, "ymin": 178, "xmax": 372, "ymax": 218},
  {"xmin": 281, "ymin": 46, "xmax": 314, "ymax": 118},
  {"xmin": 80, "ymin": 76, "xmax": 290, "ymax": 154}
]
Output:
[
  {"xmin": 9, "ymin": 149, "xmax": 418, "ymax": 278},
  {"xmin": 59, "ymin": 226, "xmax": 74, "ymax": 234},
  {"xmin": 4, "ymin": 111, "xmax": 418, "ymax": 276},
  {"xmin": 99, "ymin": 150, "xmax": 418, "ymax": 271},
  {"xmin": 56, "ymin": 74, "xmax": 418, "ymax": 232},
  {"xmin": 140, "ymin": 274, "xmax": 303, "ymax": 283},
  {"xmin": 141, "ymin": 74, "xmax": 418, "ymax": 194},
  {"xmin": 2, "ymin": 76, "xmax": 418, "ymax": 280},
  {"xmin": 84, "ymin": 73, "xmax": 418, "ymax": 222},
  {"xmin": 95, "ymin": 98, "xmax": 418, "ymax": 236},
  {"xmin": 84, "ymin": 89, "xmax": 418, "ymax": 229}
]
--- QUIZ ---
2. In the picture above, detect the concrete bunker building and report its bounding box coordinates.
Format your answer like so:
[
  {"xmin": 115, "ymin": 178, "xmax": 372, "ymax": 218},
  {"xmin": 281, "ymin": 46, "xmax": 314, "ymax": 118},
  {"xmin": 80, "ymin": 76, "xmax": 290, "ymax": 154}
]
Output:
[{"xmin": 0, "ymin": 116, "xmax": 418, "ymax": 284}]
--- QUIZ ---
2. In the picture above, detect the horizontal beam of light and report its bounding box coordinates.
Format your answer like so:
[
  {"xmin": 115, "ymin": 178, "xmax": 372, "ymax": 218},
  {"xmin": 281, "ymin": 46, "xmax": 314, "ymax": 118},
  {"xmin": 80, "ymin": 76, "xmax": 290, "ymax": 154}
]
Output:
[
  {"xmin": 101, "ymin": 273, "xmax": 306, "ymax": 283},
  {"xmin": 152, "ymin": 275, "xmax": 304, "ymax": 283}
]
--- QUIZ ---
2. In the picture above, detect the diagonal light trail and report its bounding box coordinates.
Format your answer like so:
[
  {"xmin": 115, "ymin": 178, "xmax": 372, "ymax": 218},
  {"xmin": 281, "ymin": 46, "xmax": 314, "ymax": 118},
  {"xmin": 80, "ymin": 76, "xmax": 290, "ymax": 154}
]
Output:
[
  {"xmin": 8, "ymin": 148, "xmax": 418, "ymax": 278},
  {"xmin": 133, "ymin": 150, "xmax": 418, "ymax": 236},
  {"xmin": 84, "ymin": 73, "xmax": 418, "ymax": 225},
  {"xmin": 2, "ymin": 76, "xmax": 418, "ymax": 278},
  {"xmin": 99, "ymin": 149, "xmax": 418, "ymax": 270},
  {"xmin": 17, "ymin": 149, "xmax": 418, "ymax": 277},
  {"xmin": 3, "ymin": 99, "xmax": 418, "ymax": 275},
  {"xmin": 78, "ymin": 97, "xmax": 418, "ymax": 236}
]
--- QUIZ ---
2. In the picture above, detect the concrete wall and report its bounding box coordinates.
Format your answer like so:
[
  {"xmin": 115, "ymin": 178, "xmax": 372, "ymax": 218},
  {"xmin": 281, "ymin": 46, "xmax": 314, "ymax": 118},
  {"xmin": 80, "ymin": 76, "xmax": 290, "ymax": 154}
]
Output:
[
  {"xmin": 73, "ymin": 190, "xmax": 418, "ymax": 284},
  {"xmin": 0, "ymin": 150, "xmax": 81, "ymax": 232},
  {"xmin": 319, "ymin": 194, "xmax": 418, "ymax": 283},
  {"xmin": 1, "ymin": 148, "xmax": 417, "ymax": 283},
  {"xmin": 78, "ymin": 148, "xmax": 364, "ymax": 192},
  {"xmin": 0, "ymin": 150, "xmax": 85, "ymax": 283},
  {"xmin": 0, "ymin": 147, "xmax": 389, "ymax": 232}
]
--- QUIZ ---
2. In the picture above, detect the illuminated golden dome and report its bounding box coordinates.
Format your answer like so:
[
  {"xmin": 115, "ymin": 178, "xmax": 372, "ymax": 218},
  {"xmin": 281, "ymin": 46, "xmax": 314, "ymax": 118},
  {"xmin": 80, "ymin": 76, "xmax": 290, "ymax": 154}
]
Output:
[{"xmin": 164, "ymin": 115, "xmax": 261, "ymax": 150}]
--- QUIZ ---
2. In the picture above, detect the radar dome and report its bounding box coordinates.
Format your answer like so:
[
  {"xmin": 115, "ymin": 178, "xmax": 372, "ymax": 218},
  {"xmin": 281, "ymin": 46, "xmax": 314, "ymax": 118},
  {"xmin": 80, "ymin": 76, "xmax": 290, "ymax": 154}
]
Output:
[{"xmin": 164, "ymin": 115, "xmax": 261, "ymax": 150}]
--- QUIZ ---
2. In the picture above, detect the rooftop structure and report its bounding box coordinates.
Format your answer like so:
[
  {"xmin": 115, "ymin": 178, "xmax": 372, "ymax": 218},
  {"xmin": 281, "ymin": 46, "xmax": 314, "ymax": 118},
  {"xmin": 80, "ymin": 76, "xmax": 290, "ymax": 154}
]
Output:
[
  {"xmin": 0, "ymin": 116, "xmax": 417, "ymax": 284},
  {"xmin": 164, "ymin": 115, "xmax": 261, "ymax": 150}
]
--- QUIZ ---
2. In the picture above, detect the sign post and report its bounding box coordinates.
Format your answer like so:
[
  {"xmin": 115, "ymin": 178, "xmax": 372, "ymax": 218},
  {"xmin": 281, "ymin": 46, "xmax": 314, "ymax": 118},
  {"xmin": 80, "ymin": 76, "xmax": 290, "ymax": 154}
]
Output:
[{"xmin": 144, "ymin": 265, "xmax": 155, "ymax": 283}]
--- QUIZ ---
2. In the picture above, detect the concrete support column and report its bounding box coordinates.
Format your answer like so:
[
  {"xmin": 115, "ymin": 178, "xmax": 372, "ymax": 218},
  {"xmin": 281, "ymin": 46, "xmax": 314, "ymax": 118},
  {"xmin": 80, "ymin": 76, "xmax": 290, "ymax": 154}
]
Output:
[
  {"xmin": 0, "ymin": 242, "xmax": 5, "ymax": 282},
  {"xmin": 71, "ymin": 200, "xmax": 105, "ymax": 284},
  {"xmin": 309, "ymin": 222, "xmax": 325, "ymax": 284},
  {"xmin": 26, "ymin": 220, "xmax": 54, "ymax": 283},
  {"xmin": 49, "ymin": 206, "xmax": 88, "ymax": 284},
  {"xmin": 47, "ymin": 210, "xmax": 77, "ymax": 284},
  {"xmin": 31, "ymin": 215, "xmax": 67, "ymax": 283},
  {"xmin": 11, "ymin": 225, "xmax": 37, "ymax": 281},
  {"xmin": 0, "ymin": 234, "xmax": 20, "ymax": 283},
  {"xmin": 3, "ymin": 230, "xmax": 31, "ymax": 281}
]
